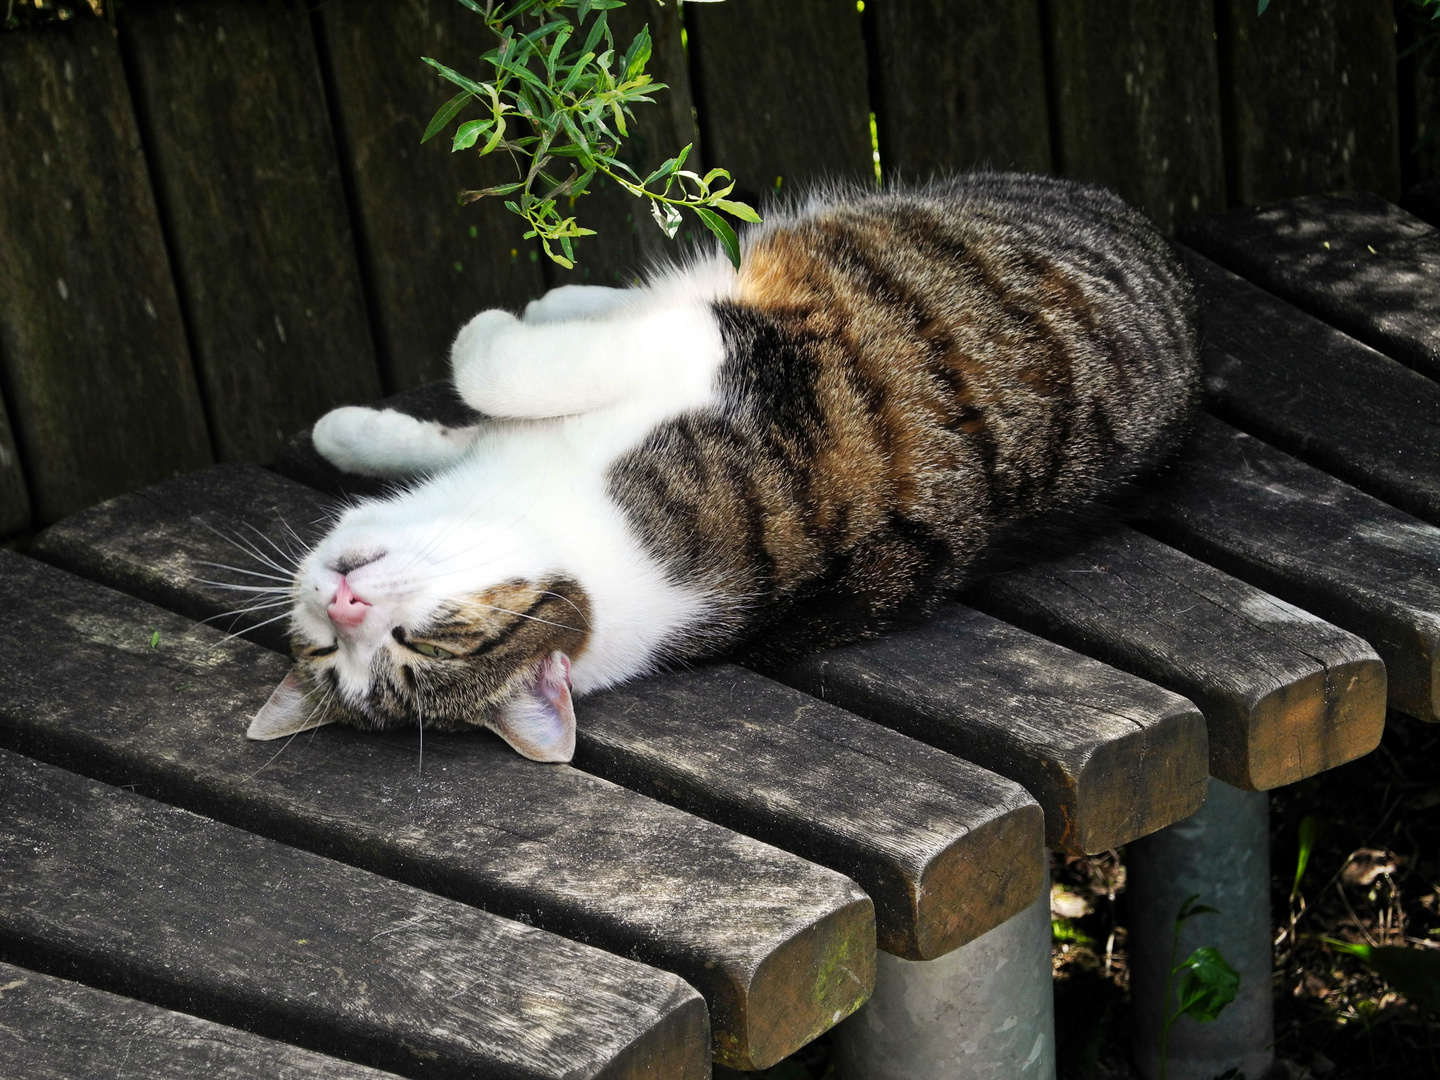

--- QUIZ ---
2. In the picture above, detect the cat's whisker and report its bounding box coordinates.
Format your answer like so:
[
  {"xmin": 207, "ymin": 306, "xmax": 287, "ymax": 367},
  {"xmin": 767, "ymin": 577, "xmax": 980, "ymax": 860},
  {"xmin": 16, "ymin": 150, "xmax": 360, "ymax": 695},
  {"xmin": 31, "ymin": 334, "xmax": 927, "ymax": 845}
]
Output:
[
  {"xmin": 217, "ymin": 609, "xmax": 295, "ymax": 645},
  {"xmin": 199, "ymin": 519, "xmax": 296, "ymax": 573},
  {"xmin": 538, "ymin": 589, "xmax": 592, "ymax": 628},
  {"xmin": 194, "ymin": 560, "xmax": 294, "ymax": 583},
  {"xmin": 193, "ymin": 579, "xmax": 294, "ymax": 594},
  {"xmin": 242, "ymin": 520, "xmax": 303, "ymax": 570},
  {"xmin": 243, "ymin": 681, "xmax": 334, "ymax": 782}
]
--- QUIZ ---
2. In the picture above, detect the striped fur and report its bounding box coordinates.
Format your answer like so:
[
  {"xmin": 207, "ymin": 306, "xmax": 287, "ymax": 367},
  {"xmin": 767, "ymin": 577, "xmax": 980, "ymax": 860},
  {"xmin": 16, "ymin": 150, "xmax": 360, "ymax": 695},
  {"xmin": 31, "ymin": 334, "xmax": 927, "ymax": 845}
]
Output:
[{"xmin": 290, "ymin": 172, "xmax": 1198, "ymax": 752}]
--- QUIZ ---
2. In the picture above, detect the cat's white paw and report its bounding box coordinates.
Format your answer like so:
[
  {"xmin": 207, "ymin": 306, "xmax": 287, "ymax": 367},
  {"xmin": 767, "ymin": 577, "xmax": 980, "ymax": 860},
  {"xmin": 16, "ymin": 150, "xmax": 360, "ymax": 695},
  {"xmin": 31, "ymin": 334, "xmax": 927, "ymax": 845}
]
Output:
[
  {"xmin": 524, "ymin": 285, "xmax": 630, "ymax": 324},
  {"xmin": 450, "ymin": 308, "xmax": 519, "ymax": 384},
  {"xmin": 313, "ymin": 407, "xmax": 477, "ymax": 478}
]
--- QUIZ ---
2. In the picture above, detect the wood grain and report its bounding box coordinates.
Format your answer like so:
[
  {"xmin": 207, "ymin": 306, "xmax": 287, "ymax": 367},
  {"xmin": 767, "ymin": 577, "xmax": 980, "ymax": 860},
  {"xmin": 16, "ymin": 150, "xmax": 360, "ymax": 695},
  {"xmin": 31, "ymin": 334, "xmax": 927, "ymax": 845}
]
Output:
[
  {"xmin": 120, "ymin": 0, "xmax": 383, "ymax": 463},
  {"xmin": 314, "ymin": 0, "xmax": 546, "ymax": 390},
  {"xmin": 1215, "ymin": 0, "xmax": 1401, "ymax": 206},
  {"xmin": 1045, "ymin": 0, "xmax": 1225, "ymax": 233},
  {"xmin": 868, "ymin": 0, "xmax": 1051, "ymax": 178},
  {"xmin": 685, "ymin": 0, "xmax": 873, "ymax": 206},
  {"xmin": 0, "ymin": 19, "xmax": 212, "ymax": 524},
  {"xmin": 0, "ymin": 961, "xmax": 405, "ymax": 1080},
  {"xmin": 0, "ymin": 750, "xmax": 709, "ymax": 1080},
  {"xmin": 1180, "ymin": 195, "xmax": 1440, "ymax": 383},
  {"xmin": 0, "ymin": 551, "xmax": 872, "ymax": 1071},
  {"xmin": 1181, "ymin": 247, "xmax": 1440, "ymax": 527},
  {"xmin": 0, "ymin": 387, "xmax": 31, "ymax": 536},
  {"xmin": 1145, "ymin": 414, "xmax": 1440, "ymax": 724},
  {"xmin": 764, "ymin": 606, "xmax": 1210, "ymax": 855},
  {"xmin": 969, "ymin": 526, "xmax": 1386, "ymax": 791},
  {"xmin": 35, "ymin": 463, "xmax": 1044, "ymax": 964},
  {"xmin": 578, "ymin": 665, "xmax": 1046, "ymax": 961}
]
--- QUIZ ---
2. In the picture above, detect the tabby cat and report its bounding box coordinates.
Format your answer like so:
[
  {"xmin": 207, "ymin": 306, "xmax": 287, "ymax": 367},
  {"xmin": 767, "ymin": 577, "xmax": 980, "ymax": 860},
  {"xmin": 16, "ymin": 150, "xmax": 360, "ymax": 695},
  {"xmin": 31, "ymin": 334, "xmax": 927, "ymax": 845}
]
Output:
[{"xmin": 249, "ymin": 172, "xmax": 1199, "ymax": 761}]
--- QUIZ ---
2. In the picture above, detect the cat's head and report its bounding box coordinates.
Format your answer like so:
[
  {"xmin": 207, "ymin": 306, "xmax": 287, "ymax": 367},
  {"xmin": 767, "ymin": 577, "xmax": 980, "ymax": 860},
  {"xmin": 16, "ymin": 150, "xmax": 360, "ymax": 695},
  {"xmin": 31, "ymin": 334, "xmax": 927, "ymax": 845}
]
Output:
[{"xmin": 246, "ymin": 501, "xmax": 592, "ymax": 762}]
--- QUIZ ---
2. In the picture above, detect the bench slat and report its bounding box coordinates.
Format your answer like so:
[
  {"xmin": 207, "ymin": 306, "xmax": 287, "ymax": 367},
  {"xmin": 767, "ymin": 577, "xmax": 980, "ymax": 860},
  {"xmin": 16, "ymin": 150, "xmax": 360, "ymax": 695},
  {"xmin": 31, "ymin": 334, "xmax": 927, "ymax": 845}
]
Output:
[
  {"xmin": 1044, "ymin": 0, "xmax": 1225, "ymax": 233},
  {"xmin": 765, "ymin": 605, "xmax": 1210, "ymax": 855},
  {"xmin": 0, "ymin": 751, "xmax": 708, "ymax": 1080},
  {"xmin": 314, "ymin": 0, "xmax": 546, "ymax": 390},
  {"xmin": 578, "ymin": 666, "xmax": 1046, "ymax": 960},
  {"xmin": 0, "ymin": 552, "xmax": 871, "ymax": 1072},
  {"xmin": 0, "ymin": 19, "xmax": 212, "ymax": 523},
  {"xmin": 36, "ymin": 463, "xmax": 1046, "ymax": 965},
  {"xmin": 1145, "ymin": 414, "xmax": 1440, "ymax": 724},
  {"xmin": 868, "ymin": 0, "xmax": 1051, "ymax": 176},
  {"xmin": 120, "ymin": 0, "xmax": 383, "ymax": 462},
  {"xmin": 1180, "ymin": 193, "xmax": 1439, "ymax": 380},
  {"xmin": 1181, "ymin": 246, "xmax": 1440, "ymax": 527},
  {"xmin": 0, "ymin": 961, "xmax": 405, "ymax": 1080},
  {"xmin": 969, "ymin": 526, "xmax": 1385, "ymax": 791},
  {"xmin": 685, "ymin": 0, "xmax": 872, "ymax": 201}
]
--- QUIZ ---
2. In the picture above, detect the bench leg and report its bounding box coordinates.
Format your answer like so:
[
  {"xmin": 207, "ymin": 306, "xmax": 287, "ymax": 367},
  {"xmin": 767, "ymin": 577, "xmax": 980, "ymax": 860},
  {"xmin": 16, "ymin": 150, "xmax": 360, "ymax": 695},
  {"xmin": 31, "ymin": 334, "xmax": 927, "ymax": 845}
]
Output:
[
  {"xmin": 1127, "ymin": 779, "xmax": 1274, "ymax": 1080},
  {"xmin": 832, "ymin": 889, "xmax": 1056, "ymax": 1079}
]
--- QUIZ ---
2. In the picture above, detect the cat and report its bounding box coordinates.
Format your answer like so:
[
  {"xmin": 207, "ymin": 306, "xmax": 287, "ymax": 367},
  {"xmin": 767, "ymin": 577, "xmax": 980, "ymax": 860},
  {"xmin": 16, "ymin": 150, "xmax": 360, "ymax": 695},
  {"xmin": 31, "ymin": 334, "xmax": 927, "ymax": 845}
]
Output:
[{"xmin": 248, "ymin": 172, "xmax": 1199, "ymax": 762}]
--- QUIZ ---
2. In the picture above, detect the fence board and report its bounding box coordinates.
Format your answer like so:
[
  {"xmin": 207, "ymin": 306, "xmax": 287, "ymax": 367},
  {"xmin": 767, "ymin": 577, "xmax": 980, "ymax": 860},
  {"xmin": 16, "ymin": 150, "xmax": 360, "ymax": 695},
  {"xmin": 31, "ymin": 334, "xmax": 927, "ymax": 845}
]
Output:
[
  {"xmin": 121, "ymin": 0, "xmax": 382, "ymax": 463},
  {"xmin": 315, "ymin": 0, "xmax": 547, "ymax": 391},
  {"xmin": 547, "ymin": 0, "xmax": 702, "ymax": 287},
  {"xmin": 1045, "ymin": 0, "xmax": 1224, "ymax": 234},
  {"xmin": 686, "ymin": 0, "xmax": 873, "ymax": 206},
  {"xmin": 0, "ymin": 19, "xmax": 212, "ymax": 525},
  {"xmin": 0, "ymin": 391, "xmax": 30, "ymax": 536},
  {"xmin": 1216, "ymin": 0, "xmax": 1401, "ymax": 205},
  {"xmin": 870, "ymin": 0, "xmax": 1050, "ymax": 179}
]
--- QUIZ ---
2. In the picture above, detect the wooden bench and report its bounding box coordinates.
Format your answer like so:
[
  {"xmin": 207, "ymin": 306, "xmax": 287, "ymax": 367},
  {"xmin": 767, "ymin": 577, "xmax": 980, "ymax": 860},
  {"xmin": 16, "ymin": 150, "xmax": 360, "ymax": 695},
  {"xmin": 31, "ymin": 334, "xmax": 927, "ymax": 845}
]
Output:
[{"xmin": 2, "ymin": 3, "xmax": 1434, "ymax": 1078}]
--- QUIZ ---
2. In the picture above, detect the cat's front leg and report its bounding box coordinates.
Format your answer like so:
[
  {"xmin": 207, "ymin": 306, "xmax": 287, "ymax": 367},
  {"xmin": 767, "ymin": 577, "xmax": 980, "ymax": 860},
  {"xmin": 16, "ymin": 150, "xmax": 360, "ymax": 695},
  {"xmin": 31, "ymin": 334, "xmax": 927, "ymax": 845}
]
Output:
[
  {"xmin": 312, "ymin": 407, "xmax": 482, "ymax": 478},
  {"xmin": 523, "ymin": 285, "xmax": 632, "ymax": 324}
]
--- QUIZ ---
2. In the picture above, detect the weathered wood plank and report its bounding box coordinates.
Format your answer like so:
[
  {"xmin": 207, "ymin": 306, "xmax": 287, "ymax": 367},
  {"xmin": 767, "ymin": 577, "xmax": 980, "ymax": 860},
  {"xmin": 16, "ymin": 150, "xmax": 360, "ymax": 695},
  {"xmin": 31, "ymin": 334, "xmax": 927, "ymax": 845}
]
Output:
[
  {"xmin": 0, "ymin": 749, "xmax": 709, "ymax": 1080},
  {"xmin": 577, "ymin": 667, "xmax": 1046, "ymax": 961},
  {"xmin": 0, "ymin": 18, "xmax": 212, "ymax": 524},
  {"xmin": 0, "ymin": 389, "xmax": 31, "ymax": 536},
  {"xmin": 685, "ymin": 0, "xmax": 872, "ymax": 204},
  {"xmin": 0, "ymin": 961, "xmax": 405, "ymax": 1080},
  {"xmin": 0, "ymin": 551, "xmax": 872, "ymax": 1071},
  {"xmin": 1403, "ymin": 179, "xmax": 1440, "ymax": 229},
  {"xmin": 1044, "ymin": 0, "xmax": 1225, "ymax": 233},
  {"xmin": 1144, "ymin": 414, "xmax": 1440, "ymax": 724},
  {"xmin": 1180, "ymin": 247, "xmax": 1440, "ymax": 526},
  {"xmin": 547, "ymin": 0, "xmax": 703, "ymax": 287},
  {"xmin": 35, "ymin": 463, "xmax": 1046, "ymax": 963},
  {"xmin": 969, "ymin": 526, "xmax": 1386, "ymax": 792},
  {"xmin": 1214, "ymin": 0, "xmax": 1401, "ymax": 206},
  {"xmin": 1180, "ymin": 194, "xmax": 1440, "ymax": 382},
  {"xmin": 868, "ymin": 0, "xmax": 1051, "ymax": 178},
  {"xmin": 120, "ymin": 0, "xmax": 382, "ymax": 462},
  {"xmin": 763, "ymin": 606, "xmax": 1210, "ymax": 855},
  {"xmin": 314, "ymin": 0, "xmax": 546, "ymax": 390}
]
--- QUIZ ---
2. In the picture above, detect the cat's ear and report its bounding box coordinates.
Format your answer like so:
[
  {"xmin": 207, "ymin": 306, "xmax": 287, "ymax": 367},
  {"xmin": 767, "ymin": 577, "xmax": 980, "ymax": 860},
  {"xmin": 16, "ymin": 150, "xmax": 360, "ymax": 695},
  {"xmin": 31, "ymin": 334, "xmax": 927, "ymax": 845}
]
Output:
[
  {"xmin": 247, "ymin": 668, "xmax": 335, "ymax": 741},
  {"xmin": 483, "ymin": 651, "xmax": 576, "ymax": 763}
]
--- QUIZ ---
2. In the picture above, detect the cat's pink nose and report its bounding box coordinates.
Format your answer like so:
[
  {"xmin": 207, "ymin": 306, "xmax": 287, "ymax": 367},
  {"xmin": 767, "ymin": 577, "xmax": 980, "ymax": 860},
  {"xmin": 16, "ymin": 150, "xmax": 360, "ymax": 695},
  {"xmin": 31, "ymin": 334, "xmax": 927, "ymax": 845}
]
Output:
[{"xmin": 327, "ymin": 577, "xmax": 371, "ymax": 630}]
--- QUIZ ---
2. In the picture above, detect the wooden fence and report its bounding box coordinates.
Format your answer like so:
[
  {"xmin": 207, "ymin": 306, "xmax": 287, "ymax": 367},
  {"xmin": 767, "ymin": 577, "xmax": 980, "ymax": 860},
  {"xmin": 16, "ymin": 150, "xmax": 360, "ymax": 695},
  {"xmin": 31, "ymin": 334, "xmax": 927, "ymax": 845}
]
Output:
[{"xmin": 0, "ymin": 0, "xmax": 1430, "ymax": 534}]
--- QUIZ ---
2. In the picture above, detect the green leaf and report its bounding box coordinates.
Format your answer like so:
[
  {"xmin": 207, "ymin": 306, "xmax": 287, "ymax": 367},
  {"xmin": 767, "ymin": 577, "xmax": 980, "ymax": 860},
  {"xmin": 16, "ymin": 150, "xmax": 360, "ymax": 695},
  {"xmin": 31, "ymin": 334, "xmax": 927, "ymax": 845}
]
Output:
[
  {"xmin": 1176, "ymin": 894, "xmax": 1221, "ymax": 924},
  {"xmin": 1173, "ymin": 947, "xmax": 1239, "ymax": 1023},
  {"xmin": 1328, "ymin": 940, "xmax": 1440, "ymax": 1011},
  {"xmin": 149, "ymin": 630, "xmax": 160, "ymax": 649},
  {"xmin": 1291, "ymin": 814, "xmax": 1322, "ymax": 900},
  {"xmin": 423, "ymin": 57, "xmax": 487, "ymax": 97},
  {"xmin": 623, "ymin": 24, "xmax": 652, "ymax": 82},
  {"xmin": 694, "ymin": 206, "xmax": 742, "ymax": 269},
  {"xmin": 581, "ymin": 10, "xmax": 610, "ymax": 58},
  {"xmin": 423, "ymin": 89, "xmax": 474, "ymax": 143},
  {"xmin": 454, "ymin": 0, "xmax": 486, "ymax": 13},
  {"xmin": 452, "ymin": 118, "xmax": 495, "ymax": 152},
  {"xmin": 1257, "ymin": 0, "xmax": 1271, "ymax": 13},
  {"xmin": 714, "ymin": 199, "xmax": 762, "ymax": 223}
]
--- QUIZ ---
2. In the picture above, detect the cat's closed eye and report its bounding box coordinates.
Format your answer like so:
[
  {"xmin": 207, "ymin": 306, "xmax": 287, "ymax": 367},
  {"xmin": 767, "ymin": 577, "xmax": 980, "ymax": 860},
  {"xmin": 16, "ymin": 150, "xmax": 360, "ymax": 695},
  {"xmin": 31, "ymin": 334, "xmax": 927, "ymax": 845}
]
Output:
[{"xmin": 409, "ymin": 641, "xmax": 459, "ymax": 660}]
